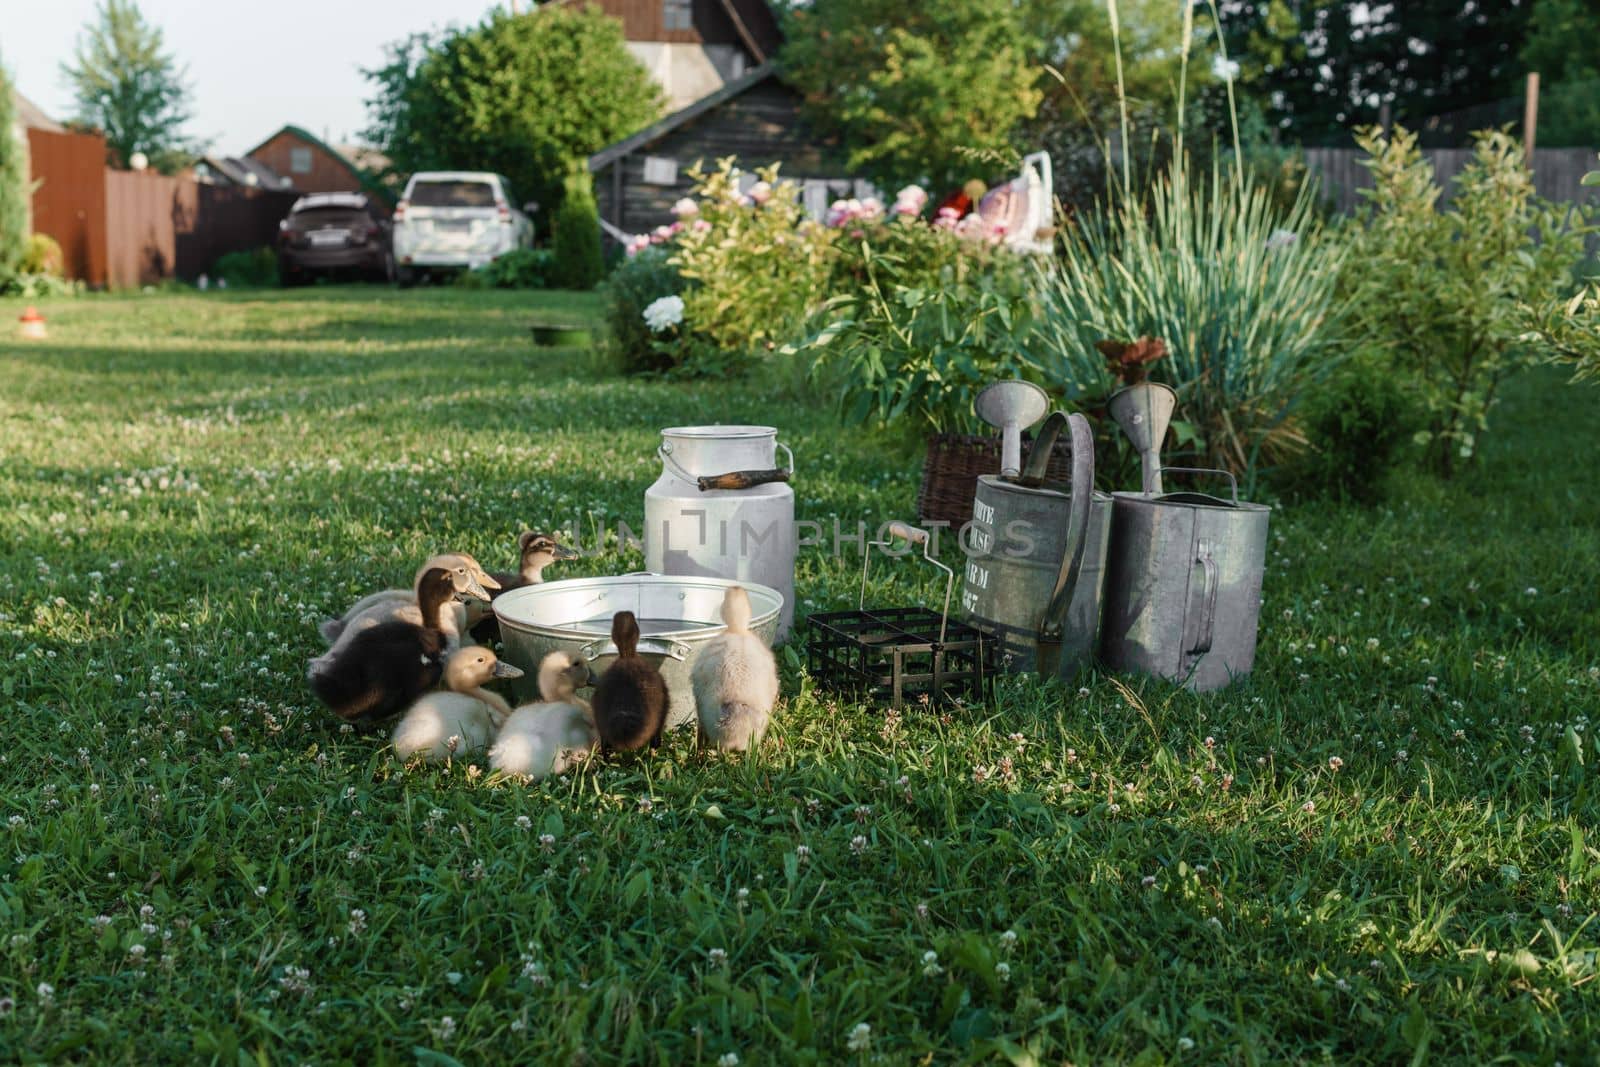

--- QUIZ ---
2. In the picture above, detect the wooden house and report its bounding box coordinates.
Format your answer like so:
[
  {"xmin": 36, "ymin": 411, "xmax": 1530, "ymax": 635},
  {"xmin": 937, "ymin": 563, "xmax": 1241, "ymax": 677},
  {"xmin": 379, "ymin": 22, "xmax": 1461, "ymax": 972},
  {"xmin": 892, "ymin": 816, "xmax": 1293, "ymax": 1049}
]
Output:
[
  {"xmin": 588, "ymin": 63, "xmax": 872, "ymax": 240},
  {"xmin": 574, "ymin": 0, "xmax": 783, "ymax": 110},
  {"xmin": 243, "ymin": 125, "xmax": 392, "ymax": 206}
]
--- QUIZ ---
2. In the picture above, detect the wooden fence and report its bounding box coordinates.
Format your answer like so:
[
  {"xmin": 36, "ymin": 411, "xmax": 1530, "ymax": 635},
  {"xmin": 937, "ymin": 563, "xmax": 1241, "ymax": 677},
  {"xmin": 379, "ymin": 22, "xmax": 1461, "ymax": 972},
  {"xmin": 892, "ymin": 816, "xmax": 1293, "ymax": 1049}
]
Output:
[
  {"xmin": 104, "ymin": 171, "xmax": 297, "ymax": 288},
  {"xmin": 29, "ymin": 133, "xmax": 298, "ymax": 288},
  {"xmin": 1304, "ymin": 146, "xmax": 1600, "ymax": 213}
]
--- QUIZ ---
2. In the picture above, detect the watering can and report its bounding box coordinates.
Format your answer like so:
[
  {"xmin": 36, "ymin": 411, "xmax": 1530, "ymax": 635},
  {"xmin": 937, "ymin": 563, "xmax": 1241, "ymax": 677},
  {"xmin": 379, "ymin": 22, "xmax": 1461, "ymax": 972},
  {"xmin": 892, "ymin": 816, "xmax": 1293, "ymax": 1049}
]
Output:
[
  {"xmin": 959, "ymin": 382, "xmax": 1113, "ymax": 679},
  {"xmin": 1098, "ymin": 382, "xmax": 1270, "ymax": 691}
]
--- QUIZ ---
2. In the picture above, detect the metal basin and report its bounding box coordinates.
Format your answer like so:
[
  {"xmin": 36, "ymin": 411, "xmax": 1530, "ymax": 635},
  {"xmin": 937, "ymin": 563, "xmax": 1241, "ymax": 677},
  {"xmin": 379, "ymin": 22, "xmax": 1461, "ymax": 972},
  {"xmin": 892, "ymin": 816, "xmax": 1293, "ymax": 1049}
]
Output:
[{"xmin": 493, "ymin": 574, "xmax": 783, "ymax": 729}]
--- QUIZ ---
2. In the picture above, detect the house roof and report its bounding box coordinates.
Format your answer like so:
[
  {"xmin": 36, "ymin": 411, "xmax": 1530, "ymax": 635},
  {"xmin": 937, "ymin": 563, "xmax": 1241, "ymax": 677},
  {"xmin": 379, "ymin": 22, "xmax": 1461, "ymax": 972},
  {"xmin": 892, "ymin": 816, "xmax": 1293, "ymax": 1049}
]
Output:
[
  {"xmin": 198, "ymin": 154, "xmax": 292, "ymax": 189},
  {"xmin": 12, "ymin": 89, "xmax": 63, "ymax": 133},
  {"xmin": 587, "ymin": 61, "xmax": 778, "ymax": 171},
  {"xmin": 244, "ymin": 124, "xmax": 396, "ymax": 203}
]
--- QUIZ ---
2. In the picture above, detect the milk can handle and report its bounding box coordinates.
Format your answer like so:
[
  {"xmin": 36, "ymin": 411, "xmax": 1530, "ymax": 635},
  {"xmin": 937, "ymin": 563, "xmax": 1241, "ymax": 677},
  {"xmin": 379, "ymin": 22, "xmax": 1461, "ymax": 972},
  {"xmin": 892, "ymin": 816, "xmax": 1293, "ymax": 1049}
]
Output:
[
  {"xmin": 1159, "ymin": 466, "xmax": 1238, "ymax": 505},
  {"xmin": 658, "ymin": 440, "xmax": 797, "ymax": 492},
  {"xmin": 1038, "ymin": 413, "xmax": 1096, "ymax": 640}
]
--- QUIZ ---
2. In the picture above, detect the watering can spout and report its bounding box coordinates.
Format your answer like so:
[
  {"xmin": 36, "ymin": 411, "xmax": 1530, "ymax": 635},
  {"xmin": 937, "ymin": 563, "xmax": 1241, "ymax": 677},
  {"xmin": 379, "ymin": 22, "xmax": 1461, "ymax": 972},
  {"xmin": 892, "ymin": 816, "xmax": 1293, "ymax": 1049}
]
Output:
[{"xmin": 1108, "ymin": 382, "xmax": 1177, "ymax": 495}]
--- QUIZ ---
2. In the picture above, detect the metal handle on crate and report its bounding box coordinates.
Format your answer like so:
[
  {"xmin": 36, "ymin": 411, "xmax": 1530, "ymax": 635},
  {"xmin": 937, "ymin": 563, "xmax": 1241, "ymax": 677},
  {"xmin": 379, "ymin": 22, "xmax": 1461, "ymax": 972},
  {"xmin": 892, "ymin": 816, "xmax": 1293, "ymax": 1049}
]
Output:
[
  {"xmin": 858, "ymin": 521, "xmax": 953, "ymax": 645},
  {"xmin": 1158, "ymin": 466, "xmax": 1239, "ymax": 504}
]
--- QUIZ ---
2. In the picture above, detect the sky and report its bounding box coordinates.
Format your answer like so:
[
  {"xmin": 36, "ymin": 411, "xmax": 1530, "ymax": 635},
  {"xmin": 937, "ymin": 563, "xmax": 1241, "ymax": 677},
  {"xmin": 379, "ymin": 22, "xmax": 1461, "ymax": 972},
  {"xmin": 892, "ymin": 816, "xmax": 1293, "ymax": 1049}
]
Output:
[{"xmin": 6, "ymin": 0, "xmax": 510, "ymax": 154}]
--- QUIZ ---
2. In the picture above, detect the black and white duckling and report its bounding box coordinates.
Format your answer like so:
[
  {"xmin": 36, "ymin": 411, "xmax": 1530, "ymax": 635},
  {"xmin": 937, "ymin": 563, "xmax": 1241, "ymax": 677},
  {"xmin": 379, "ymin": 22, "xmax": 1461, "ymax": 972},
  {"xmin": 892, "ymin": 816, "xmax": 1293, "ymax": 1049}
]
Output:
[
  {"xmin": 313, "ymin": 554, "xmax": 493, "ymax": 674},
  {"xmin": 690, "ymin": 586, "xmax": 779, "ymax": 752},
  {"xmin": 590, "ymin": 611, "xmax": 669, "ymax": 752},
  {"xmin": 318, "ymin": 552, "xmax": 499, "ymax": 644},
  {"xmin": 392, "ymin": 646, "xmax": 524, "ymax": 763},
  {"xmin": 468, "ymin": 531, "xmax": 580, "ymax": 645},
  {"xmin": 488, "ymin": 651, "xmax": 595, "ymax": 780},
  {"xmin": 308, "ymin": 566, "xmax": 458, "ymax": 724}
]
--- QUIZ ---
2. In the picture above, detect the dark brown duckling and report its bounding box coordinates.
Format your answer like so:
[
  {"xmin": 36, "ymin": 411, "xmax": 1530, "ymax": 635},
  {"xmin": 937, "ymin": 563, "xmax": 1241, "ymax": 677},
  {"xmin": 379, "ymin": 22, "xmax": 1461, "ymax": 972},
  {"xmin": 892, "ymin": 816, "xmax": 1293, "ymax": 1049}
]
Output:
[
  {"xmin": 308, "ymin": 566, "xmax": 457, "ymax": 725},
  {"xmin": 469, "ymin": 531, "xmax": 581, "ymax": 645},
  {"xmin": 589, "ymin": 611, "xmax": 669, "ymax": 752}
]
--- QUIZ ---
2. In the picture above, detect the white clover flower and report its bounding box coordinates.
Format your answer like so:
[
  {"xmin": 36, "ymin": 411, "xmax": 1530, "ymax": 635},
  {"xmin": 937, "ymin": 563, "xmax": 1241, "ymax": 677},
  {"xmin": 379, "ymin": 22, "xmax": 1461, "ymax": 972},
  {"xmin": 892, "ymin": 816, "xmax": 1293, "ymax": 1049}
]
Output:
[
  {"xmin": 707, "ymin": 948, "xmax": 728, "ymax": 966},
  {"xmin": 921, "ymin": 950, "xmax": 942, "ymax": 977},
  {"xmin": 515, "ymin": 815, "xmax": 532, "ymax": 830},
  {"xmin": 643, "ymin": 295, "xmax": 685, "ymax": 333},
  {"xmin": 718, "ymin": 1055, "xmax": 740, "ymax": 1067},
  {"xmin": 846, "ymin": 1023, "xmax": 872, "ymax": 1051}
]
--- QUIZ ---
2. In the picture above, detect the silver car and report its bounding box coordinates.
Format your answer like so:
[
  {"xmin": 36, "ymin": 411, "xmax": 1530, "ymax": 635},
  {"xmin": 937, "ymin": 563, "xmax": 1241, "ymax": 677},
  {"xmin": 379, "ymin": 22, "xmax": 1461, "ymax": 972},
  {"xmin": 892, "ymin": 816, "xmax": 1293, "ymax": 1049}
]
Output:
[{"xmin": 391, "ymin": 171, "xmax": 535, "ymax": 285}]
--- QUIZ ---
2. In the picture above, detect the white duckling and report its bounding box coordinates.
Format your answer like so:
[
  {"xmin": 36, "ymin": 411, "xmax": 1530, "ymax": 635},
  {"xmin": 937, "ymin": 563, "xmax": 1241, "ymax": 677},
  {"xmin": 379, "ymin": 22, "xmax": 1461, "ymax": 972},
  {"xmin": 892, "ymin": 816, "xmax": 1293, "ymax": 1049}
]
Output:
[
  {"xmin": 691, "ymin": 585, "xmax": 779, "ymax": 752},
  {"xmin": 489, "ymin": 651, "xmax": 596, "ymax": 780},
  {"xmin": 392, "ymin": 646, "xmax": 524, "ymax": 763},
  {"xmin": 318, "ymin": 552, "xmax": 499, "ymax": 644}
]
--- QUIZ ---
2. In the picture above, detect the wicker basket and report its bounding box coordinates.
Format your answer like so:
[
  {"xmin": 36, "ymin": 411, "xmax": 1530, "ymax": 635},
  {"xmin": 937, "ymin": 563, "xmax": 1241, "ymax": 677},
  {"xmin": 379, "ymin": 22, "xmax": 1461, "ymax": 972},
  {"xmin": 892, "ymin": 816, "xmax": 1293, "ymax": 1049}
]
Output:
[{"xmin": 915, "ymin": 432, "xmax": 1075, "ymax": 528}]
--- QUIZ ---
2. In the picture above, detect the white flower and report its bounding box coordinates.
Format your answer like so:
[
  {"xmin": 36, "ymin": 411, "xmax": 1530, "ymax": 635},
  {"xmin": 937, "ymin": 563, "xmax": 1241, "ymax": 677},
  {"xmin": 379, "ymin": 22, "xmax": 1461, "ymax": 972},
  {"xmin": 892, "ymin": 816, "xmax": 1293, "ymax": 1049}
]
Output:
[
  {"xmin": 921, "ymin": 950, "xmax": 942, "ymax": 977},
  {"xmin": 748, "ymin": 181, "xmax": 772, "ymax": 204},
  {"xmin": 707, "ymin": 948, "xmax": 728, "ymax": 966},
  {"xmin": 846, "ymin": 1022, "xmax": 872, "ymax": 1051},
  {"xmin": 672, "ymin": 197, "xmax": 699, "ymax": 218},
  {"xmin": 643, "ymin": 295, "xmax": 685, "ymax": 332},
  {"xmin": 995, "ymin": 961, "xmax": 1011, "ymax": 983},
  {"xmin": 718, "ymin": 1055, "xmax": 740, "ymax": 1067}
]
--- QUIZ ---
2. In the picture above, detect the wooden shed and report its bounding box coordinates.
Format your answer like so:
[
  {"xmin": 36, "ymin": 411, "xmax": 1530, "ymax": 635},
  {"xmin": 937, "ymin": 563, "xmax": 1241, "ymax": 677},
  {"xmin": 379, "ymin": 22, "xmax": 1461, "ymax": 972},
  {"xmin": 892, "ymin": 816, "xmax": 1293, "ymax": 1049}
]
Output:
[{"xmin": 587, "ymin": 63, "xmax": 869, "ymax": 240}]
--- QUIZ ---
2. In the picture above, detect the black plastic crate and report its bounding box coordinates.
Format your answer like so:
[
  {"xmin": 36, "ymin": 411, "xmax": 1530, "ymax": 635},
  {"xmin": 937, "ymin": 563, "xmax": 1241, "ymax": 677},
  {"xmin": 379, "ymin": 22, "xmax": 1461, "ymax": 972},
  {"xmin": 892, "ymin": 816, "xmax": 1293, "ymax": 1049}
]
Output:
[{"xmin": 807, "ymin": 606, "xmax": 993, "ymax": 709}]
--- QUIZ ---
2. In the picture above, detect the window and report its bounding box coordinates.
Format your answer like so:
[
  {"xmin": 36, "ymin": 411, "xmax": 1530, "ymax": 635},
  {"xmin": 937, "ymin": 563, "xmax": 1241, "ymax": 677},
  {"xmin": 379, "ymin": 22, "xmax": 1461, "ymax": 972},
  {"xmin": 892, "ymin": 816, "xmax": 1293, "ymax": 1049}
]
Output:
[
  {"xmin": 642, "ymin": 157, "xmax": 678, "ymax": 186},
  {"xmin": 663, "ymin": 0, "xmax": 692, "ymax": 32},
  {"xmin": 289, "ymin": 147, "xmax": 313, "ymax": 174}
]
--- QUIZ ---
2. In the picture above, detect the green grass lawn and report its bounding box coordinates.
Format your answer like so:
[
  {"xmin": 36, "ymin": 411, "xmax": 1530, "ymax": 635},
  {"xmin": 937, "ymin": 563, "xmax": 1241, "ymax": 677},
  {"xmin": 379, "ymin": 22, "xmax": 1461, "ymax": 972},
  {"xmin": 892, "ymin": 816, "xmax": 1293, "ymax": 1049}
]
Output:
[{"xmin": 1, "ymin": 286, "xmax": 1597, "ymax": 1065}]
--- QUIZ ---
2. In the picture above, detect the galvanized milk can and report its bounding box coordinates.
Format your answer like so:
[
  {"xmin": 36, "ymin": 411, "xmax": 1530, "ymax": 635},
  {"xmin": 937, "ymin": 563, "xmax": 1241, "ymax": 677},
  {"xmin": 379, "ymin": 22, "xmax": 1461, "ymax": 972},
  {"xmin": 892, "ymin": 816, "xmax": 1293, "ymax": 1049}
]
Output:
[
  {"xmin": 1098, "ymin": 383, "xmax": 1270, "ymax": 691},
  {"xmin": 644, "ymin": 425, "xmax": 796, "ymax": 641},
  {"xmin": 961, "ymin": 394, "xmax": 1110, "ymax": 679}
]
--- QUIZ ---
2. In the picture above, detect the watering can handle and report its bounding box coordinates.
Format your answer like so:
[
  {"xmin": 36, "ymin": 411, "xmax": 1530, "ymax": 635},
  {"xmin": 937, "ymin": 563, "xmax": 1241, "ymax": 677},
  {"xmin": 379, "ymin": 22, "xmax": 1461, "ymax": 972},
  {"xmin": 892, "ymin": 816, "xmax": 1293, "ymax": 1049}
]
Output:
[
  {"xmin": 1187, "ymin": 544, "xmax": 1219, "ymax": 657},
  {"xmin": 1036, "ymin": 412, "xmax": 1095, "ymax": 641},
  {"xmin": 1159, "ymin": 466, "xmax": 1239, "ymax": 505}
]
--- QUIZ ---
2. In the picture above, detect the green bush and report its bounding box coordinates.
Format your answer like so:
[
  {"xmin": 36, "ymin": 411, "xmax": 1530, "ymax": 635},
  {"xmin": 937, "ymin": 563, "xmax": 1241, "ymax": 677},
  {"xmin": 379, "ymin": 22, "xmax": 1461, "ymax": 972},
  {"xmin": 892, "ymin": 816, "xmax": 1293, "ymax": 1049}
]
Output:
[
  {"xmin": 457, "ymin": 248, "xmax": 555, "ymax": 290},
  {"xmin": 0, "ymin": 63, "xmax": 29, "ymax": 289},
  {"xmin": 600, "ymin": 246, "xmax": 683, "ymax": 374},
  {"xmin": 212, "ymin": 247, "xmax": 278, "ymax": 288},
  {"xmin": 22, "ymin": 234, "xmax": 64, "ymax": 277},
  {"xmin": 551, "ymin": 171, "xmax": 604, "ymax": 290},
  {"xmin": 1275, "ymin": 350, "xmax": 1426, "ymax": 503},
  {"xmin": 1033, "ymin": 159, "xmax": 1349, "ymax": 484},
  {"xmin": 806, "ymin": 220, "xmax": 1039, "ymax": 435},
  {"xmin": 1343, "ymin": 126, "xmax": 1590, "ymax": 476}
]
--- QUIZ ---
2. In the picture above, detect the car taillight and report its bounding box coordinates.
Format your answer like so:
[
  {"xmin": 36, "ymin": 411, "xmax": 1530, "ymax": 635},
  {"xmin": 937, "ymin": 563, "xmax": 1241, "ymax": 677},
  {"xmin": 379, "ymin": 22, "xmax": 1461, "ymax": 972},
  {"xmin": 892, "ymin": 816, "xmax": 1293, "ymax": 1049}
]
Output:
[{"xmin": 394, "ymin": 200, "xmax": 408, "ymax": 222}]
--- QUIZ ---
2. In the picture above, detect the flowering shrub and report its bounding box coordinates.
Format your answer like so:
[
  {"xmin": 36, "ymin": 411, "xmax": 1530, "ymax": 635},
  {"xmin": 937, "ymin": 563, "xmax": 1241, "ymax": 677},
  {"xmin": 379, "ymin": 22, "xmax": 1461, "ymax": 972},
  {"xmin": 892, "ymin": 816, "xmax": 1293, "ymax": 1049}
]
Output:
[{"xmin": 600, "ymin": 246, "xmax": 682, "ymax": 374}]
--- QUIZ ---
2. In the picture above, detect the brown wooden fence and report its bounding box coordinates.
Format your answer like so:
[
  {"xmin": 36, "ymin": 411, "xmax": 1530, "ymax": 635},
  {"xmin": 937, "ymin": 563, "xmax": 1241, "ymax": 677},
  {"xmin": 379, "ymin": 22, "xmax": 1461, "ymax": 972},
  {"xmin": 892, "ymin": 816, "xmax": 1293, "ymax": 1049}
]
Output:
[
  {"xmin": 30, "ymin": 132, "xmax": 298, "ymax": 288},
  {"xmin": 28, "ymin": 127, "xmax": 109, "ymax": 287},
  {"xmin": 1305, "ymin": 146, "xmax": 1600, "ymax": 213},
  {"xmin": 105, "ymin": 171, "xmax": 297, "ymax": 288}
]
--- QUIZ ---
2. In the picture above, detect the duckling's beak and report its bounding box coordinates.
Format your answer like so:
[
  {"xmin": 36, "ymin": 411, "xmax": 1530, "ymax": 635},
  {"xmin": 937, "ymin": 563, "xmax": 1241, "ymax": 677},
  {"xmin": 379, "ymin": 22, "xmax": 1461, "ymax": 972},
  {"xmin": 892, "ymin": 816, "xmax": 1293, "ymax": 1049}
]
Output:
[
  {"xmin": 553, "ymin": 545, "xmax": 581, "ymax": 561},
  {"xmin": 491, "ymin": 661, "xmax": 524, "ymax": 680},
  {"xmin": 478, "ymin": 571, "xmax": 502, "ymax": 591},
  {"xmin": 459, "ymin": 572, "xmax": 491, "ymax": 602}
]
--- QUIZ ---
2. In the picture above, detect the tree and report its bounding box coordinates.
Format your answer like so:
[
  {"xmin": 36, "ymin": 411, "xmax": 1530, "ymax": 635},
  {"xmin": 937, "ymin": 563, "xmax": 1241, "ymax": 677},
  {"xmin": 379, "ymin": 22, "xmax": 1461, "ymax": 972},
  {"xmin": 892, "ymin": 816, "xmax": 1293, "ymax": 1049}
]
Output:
[
  {"xmin": 364, "ymin": 6, "xmax": 662, "ymax": 217},
  {"xmin": 61, "ymin": 0, "xmax": 193, "ymax": 171},
  {"xmin": 779, "ymin": 0, "xmax": 1044, "ymax": 192},
  {"xmin": 0, "ymin": 59, "xmax": 30, "ymax": 286},
  {"xmin": 551, "ymin": 170, "xmax": 603, "ymax": 290},
  {"xmin": 1520, "ymin": 0, "xmax": 1600, "ymax": 146},
  {"xmin": 1216, "ymin": 0, "xmax": 1536, "ymax": 144}
]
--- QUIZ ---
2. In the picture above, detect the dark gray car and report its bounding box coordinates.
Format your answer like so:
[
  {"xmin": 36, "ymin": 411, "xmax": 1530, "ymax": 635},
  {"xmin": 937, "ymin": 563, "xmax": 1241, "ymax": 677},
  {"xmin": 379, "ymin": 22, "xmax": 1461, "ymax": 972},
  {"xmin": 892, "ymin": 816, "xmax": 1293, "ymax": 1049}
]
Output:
[{"xmin": 277, "ymin": 193, "xmax": 393, "ymax": 285}]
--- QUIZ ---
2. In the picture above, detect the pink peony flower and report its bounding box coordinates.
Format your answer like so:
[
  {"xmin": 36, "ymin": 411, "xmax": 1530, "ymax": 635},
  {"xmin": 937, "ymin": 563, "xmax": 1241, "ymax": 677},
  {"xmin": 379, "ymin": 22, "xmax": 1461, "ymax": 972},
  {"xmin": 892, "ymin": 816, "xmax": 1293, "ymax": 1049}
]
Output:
[
  {"xmin": 692, "ymin": 218, "xmax": 711, "ymax": 232},
  {"xmin": 672, "ymin": 197, "xmax": 699, "ymax": 218},
  {"xmin": 748, "ymin": 180, "xmax": 773, "ymax": 204}
]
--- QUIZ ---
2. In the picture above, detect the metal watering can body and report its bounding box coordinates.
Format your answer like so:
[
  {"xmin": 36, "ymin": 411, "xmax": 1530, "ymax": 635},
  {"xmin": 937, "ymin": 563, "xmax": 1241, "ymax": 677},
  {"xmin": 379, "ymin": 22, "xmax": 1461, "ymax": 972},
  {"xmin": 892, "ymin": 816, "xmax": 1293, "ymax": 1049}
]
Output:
[
  {"xmin": 960, "ymin": 411, "xmax": 1109, "ymax": 679},
  {"xmin": 1099, "ymin": 472, "xmax": 1270, "ymax": 692}
]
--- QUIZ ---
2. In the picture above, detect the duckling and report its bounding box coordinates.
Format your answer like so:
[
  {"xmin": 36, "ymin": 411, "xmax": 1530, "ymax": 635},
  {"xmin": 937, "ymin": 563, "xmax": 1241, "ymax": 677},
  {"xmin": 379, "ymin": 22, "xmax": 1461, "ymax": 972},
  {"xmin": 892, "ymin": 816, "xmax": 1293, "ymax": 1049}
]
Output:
[
  {"xmin": 318, "ymin": 553, "xmax": 499, "ymax": 644},
  {"xmin": 488, "ymin": 651, "xmax": 596, "ymax": 780},
  {"xmin": 590, "ymin": 611, "xmax": 670, "ymax": 752},
  {"xmin": 691, "ymin": 586, "xmax": 779, "ymax": 752},
  {"xmin": 469, "ymin": 531, "xmax": 580, "ymax": 645},
  {"xmin": 392, "ymin": 646, "xmax": 524, "ymax": 763},
  {"xmin": 308, "ymin": 566, "xmax": 458, "ymax": 724},
  {"xmin": 312, "ymin": 555, "xmax": 493, "ymax": 675}
]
